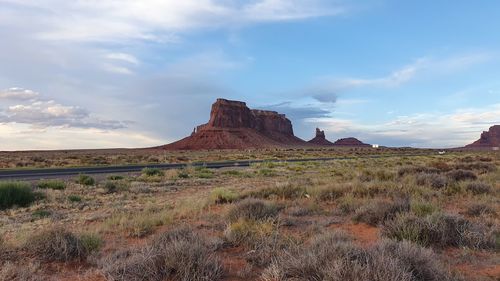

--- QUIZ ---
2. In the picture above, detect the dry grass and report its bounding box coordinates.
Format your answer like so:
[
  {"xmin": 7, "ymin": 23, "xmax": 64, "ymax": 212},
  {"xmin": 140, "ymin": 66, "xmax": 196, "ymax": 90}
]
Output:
[
  {"xmin": 101, "ymin": 227, "xmax": 223, "ymax": 281},
  {"xmin": 0, "ymin": 149, "xmax": 498, "ymax": 280},
  {"xmin": 262, "ymin": 231, "xmax": 458, "ymax": 281}
]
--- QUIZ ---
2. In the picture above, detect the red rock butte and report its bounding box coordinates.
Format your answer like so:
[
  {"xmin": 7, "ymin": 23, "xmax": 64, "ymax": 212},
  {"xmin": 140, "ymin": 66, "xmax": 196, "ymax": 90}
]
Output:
[
  {"xmin": 308, "ymin": 128, "xmax": 334, "ymax": 145},
  {"xmin": 161, "ymin": 98, "xmax": 306, "ymax": 150},
  {"xmin": 465, "ymin": 125, "xmax": 500, "ymax": 148}
]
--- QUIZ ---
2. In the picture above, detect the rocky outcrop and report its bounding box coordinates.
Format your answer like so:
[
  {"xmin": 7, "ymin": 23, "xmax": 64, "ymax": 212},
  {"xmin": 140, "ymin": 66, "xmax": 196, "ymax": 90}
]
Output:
[
  {"xmin": 465, "ymin": 125, "xmax": 500, "ymax": 148},
  {"xmin": 162, "ymin": 98, "xmax": 305, "ymax": 150},
  {"xmin": 308, "ymin": 128, "xmax": 334, "ymax": 145},
  {"xmin": 332, "ymin": 137, "xmax": 370, "ymax": 147}
]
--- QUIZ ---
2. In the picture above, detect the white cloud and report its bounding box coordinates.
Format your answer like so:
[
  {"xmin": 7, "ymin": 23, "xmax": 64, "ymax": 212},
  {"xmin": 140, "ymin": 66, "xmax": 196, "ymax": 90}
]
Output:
[
  {"xmin": 0, "ymin": 123, "xmax": 162, "ymax": 150},
  {"xmin": 0, "ymin": 87, "xmax": 39, "ymax": 100},
  {"xmin": 307, "ymin": 103, "xmax": 500, "ymax": 148},
  {"xmin": 320, "ymin": 53, "xmax": 494, "ymax": 93},
  {"xmin": 105, "ymin": 53, "xmax": 139, "ymax": 64},
  {"xmin": 0, "ymin": 88, "xmax": 129, "ymax": 130},
  {"xmin": 103, "ymin": 64, "xmax": 134, "ymax": 75},
  {"xmin": 1, "ymin": 0, "xmax": 344, "ymax": 43}
]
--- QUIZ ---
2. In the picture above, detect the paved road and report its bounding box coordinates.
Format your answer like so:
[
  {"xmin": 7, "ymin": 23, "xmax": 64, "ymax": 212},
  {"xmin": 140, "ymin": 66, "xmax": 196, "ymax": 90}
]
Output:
[{"xmin": 0, "ymin": 153, "xmax": 432, "ymax": 180}]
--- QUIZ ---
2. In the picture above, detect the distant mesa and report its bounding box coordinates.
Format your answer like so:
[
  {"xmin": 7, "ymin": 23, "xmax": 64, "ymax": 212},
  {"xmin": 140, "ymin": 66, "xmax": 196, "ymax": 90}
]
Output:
[
  {"xmin": 307, "ymin": 127, "xmax": 370, "ymax": 147},
  {"xmin": 465, "ymin": 125, "xmax": 500, "ymax": 149},
  {"xmin": 308, "ymin": 128, "xmax": 334, "ymax": 145},
  {"xmin": 161, "ymin": 98, "xmax": 306, "ymax": 150},
  {"xmin": 332, "ymin": 137, "xmax": 371, "ymax": 147}
]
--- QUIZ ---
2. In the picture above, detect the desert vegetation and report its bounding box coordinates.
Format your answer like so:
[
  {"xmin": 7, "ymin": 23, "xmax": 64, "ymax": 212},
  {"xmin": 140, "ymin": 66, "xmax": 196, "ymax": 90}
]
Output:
[{"xmin": 0, "ymin": 150, "xmax": 498, "ymax": 280}]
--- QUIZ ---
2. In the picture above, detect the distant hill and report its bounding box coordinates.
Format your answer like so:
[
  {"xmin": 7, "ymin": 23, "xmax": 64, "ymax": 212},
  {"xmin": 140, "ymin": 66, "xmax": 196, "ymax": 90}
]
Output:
[{"xmin": 465, "ymin": 125, "xmax": 500, "ymax": 149}]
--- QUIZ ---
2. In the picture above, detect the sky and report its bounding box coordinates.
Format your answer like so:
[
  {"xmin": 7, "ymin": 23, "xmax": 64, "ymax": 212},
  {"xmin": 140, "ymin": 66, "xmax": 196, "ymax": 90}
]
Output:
[{"xmin": 0, "ymin": 0, "xmax": 499, "ymax": 150}]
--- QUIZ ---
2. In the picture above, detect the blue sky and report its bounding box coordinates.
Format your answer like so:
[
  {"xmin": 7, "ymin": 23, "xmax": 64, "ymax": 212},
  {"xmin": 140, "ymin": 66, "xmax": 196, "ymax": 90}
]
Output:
[{"xmin": 0, "ymin": 0, "xmax": 499, "ymax": 149}]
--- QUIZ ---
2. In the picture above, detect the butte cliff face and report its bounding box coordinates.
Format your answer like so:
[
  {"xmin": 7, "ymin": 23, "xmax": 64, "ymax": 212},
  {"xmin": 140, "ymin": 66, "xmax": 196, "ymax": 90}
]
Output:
[
  {"xmin": 162, "ymin": 99, "xmax": 305, "ymax": 150},
  {"xmin": 332, "ymin": 137, "xmax": 370, "ymax": 147},
  {"xmin": 465, "ymin": 125, "xmax": 500, "ymax": 148},
  {"xmin": 308, "ymin": 128, "xmax": 334, "ymax": 145}
]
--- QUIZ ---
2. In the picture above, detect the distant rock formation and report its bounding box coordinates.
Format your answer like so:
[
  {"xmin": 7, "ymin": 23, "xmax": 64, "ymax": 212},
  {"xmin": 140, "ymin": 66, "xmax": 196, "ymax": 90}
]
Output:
[
  {"xmin": 332, "ymin": 137, "xmax": 370, "ymax": 147},
  {"xmin": 465, "ymin": 125, "xmax": 500, "ymax": 148},
  {"xmin": 162, "ymin": 98, "xmax": 306, "ymax": 150},
  {"xmin": 308, "ymin": 128, "xmax": 334, "ymax": 145}
]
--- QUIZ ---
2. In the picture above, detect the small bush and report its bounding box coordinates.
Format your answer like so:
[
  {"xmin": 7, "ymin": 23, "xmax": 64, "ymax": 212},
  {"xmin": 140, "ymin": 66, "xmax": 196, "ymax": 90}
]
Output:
[
  {"xmin": 262, "ymin": 232, "xmax": 457, "ymax": 281},
  {"xmin": 454, "ymin": 162, "xmax": 496, "ymax": 173},
  {"xmin": 411, "ymin": 201, "xmax": 438, "ymax": 217},
  {"xmin": 0, "ymin": 181, "xmax": 36, "ymax": 210},
  {"xmin": 446, "ymin": 169, "xmax": 477, "ymax": 182},
  {"xmin": 336, "ymin": 195, "xmax": 363, "ymax": 214},
  {"xmin": 76, "ymin": 174, "xmax": 96, "ymax": 186},
  {"xmin": 353, "ymin": 198, "xmax": 410, "ymax": 226},
  {"xmin": 32, "ymin": 209, "xmax": 52, "ymax": 220},
  {"xmin": 178, "ymin": 170, "xmax": 189, "ymax": 178},
  {"xmin": 68, "ymin": 195, "xmax": 82, "ymax": 202},
  {"xmin": 245, "ymin": 183, "xmax": 308, "ymax": 200},
  {"xmin": 79, "ymin": 233, "xmax": 103, "ymax": 254},
  {"xmin": 0, "ymin": 262, "xmax": 43, "ymax": 281},
  {"xmin": 195, "ymin": 167, "xmax": 214, "ymax": 179},
  {"xmin": 37, "ymin": 180, "xmax": 66, "ymax": 190},
  {"xmin": 107, "ymin": 175, "xmax": 124, "ymax": 180},
  {"xmin": 465, "ymin": 182, "xmax": 492, "ymax": 195},
  {"xmin": 227, "ymin": 199, "xmax": 280, "ymax": 223},
  {"xmin": 24, "ymin": 228, "xmax": 87, "ymax": 262},
  {"xmin": 415, "ymin": 173, "xmax": 448, "ymax": 189},
  {"xmin": 398, "ymin": 166, "xmax": 439, "ymax": 177},
  {"xmin": 209, "ymin": 188, "xmax": 239, "ymax": 204},
  {"xmin": 465, "ymin": 203, "xmax": 495, "ymax": 217},
  {"xmin": 259, "ymin": 168, "xmax": 276, "ymax": 177},
  {"xmin": 315, "ymin": 185, "xmax": 346, "ymax": 201},
  {"xmin": 101, "ymin": 227, "xmax": 223, "ymax": 281},
  {"xmin": 141, "ymin": 167, "xmax": 164, "ymax": 177},
  {"xmin": 382, "ymin": 212, "xmax": 495, "ymax": 249},
  {"xmin": 104, "ymin": 181, "xmax": 118, "ymax": 193},
  {"xmin": 224, "ymin": 219, "xmax": 276, "ymax": 246},
  {"xmin": 224, "ymin": 219, "xmax": 290, "ymax": 266},
  {"xmin": 103, "ymin": 181, "xmax": 129, "ymax": 193}
]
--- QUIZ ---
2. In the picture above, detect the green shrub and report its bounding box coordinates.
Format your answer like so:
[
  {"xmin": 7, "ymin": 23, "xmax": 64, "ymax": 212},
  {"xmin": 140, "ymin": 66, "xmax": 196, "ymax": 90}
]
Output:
[
  {"xmin": 79, "ymin": 233, "xmax": 103, "ymax": 253},
  {"xmin": 141, "ymin": 167, "xmax": 164, "ymax": 177},
  {"xmin": 107, "ymin": 175, "xmax": 124, "ymax": 180},
  {"xmin": 68, "ymin": 195, "xmax": 82, "ymax": 202},
  {"xmin": 32, "ymin": 209, "xmax": 52, "ymax": 220},
  {"xmin": 245, "ymin": 183, "xmax": 308, "ymax": 200},
  {"xmin": 227, "ymin": 199, "xmax": 280, "ymax": 223},
  {"xmin": 411, "ymin": 201, "xmax": 439, "ymax": 217},
  {"xmin": 258, "ymin": 168, "xmax": 276, "ymax": 177},
  {"xmin": 178, "ymin": 170, "xmax": 189, "ymax": 178},
  {"xmin": 37, "ymin": 180, "xmax": 66, "ymax": 190},
  {"xmin": 76, "ymin": 174, "xmax": 95, "ymax": 186},
  {"xmin": 209, "ymin": 188, "xmax": 239, "ymax": 204},
  {"xmin": 0, "ymin": 181, "xmax": 36, "ymax": 210},
  {"xmin": 103, "ymin": 181, "xmax": 129, "ymax": 193}
]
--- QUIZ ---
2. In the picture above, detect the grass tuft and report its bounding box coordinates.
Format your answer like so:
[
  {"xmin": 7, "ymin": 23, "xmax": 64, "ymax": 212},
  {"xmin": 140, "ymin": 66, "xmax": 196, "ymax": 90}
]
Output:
[{"xmin": 0, "ymin": 181, "xmax": 36, "ymax": 210}]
